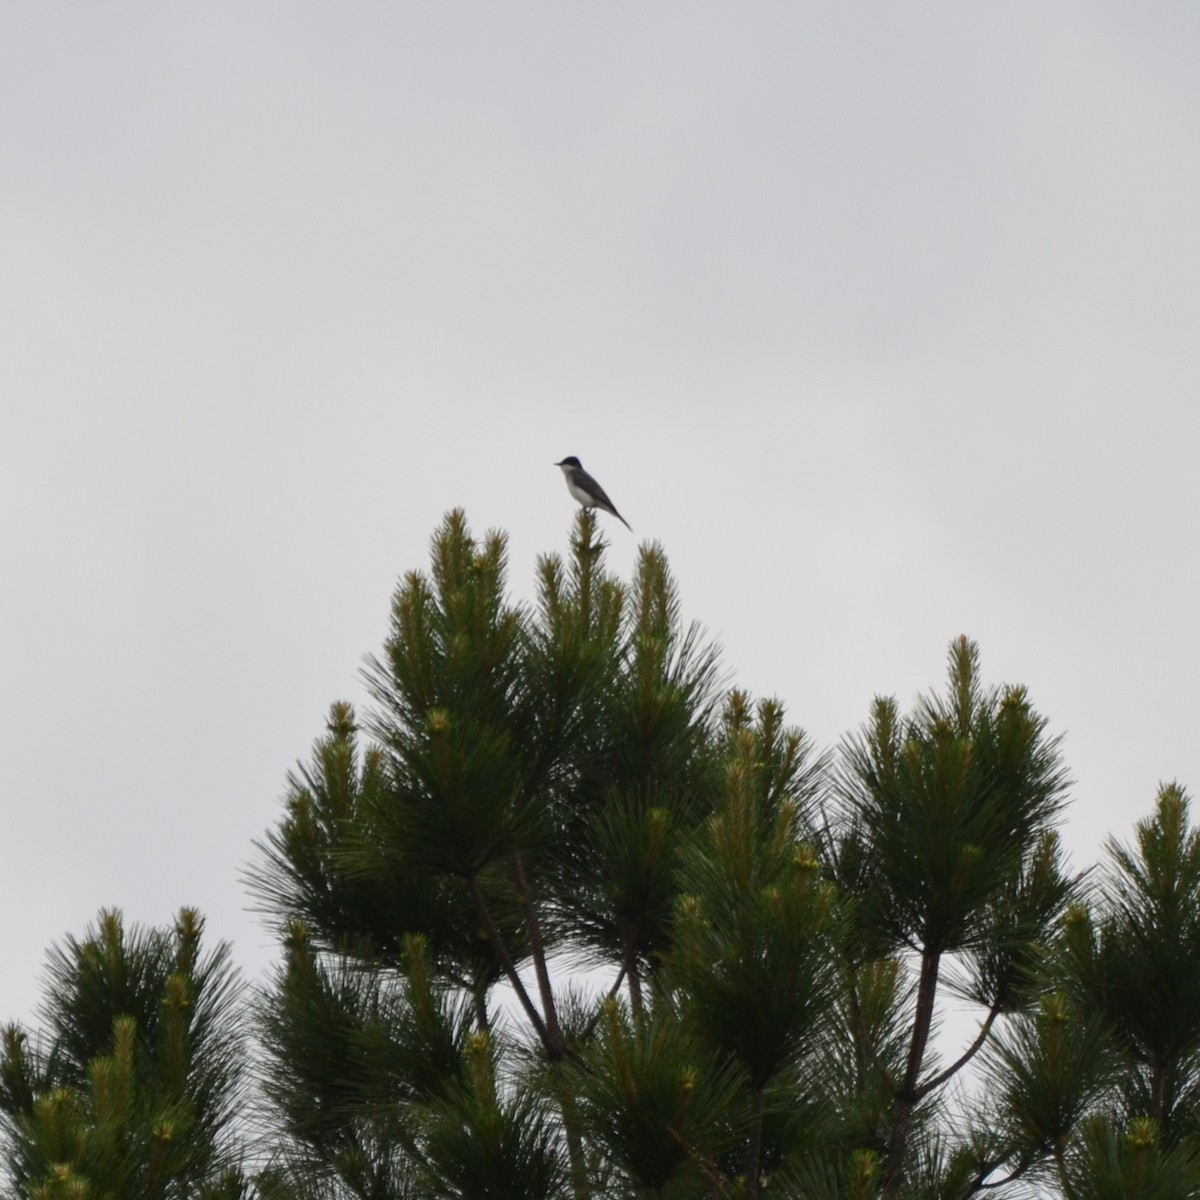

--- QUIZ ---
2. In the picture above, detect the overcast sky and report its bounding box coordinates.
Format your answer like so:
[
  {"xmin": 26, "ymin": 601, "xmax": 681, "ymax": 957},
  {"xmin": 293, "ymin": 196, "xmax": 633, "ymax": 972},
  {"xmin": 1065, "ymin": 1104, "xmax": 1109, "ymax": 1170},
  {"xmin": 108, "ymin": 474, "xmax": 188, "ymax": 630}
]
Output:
[{"xmin": 3, "ymin": 5, "xmax": 1199, "ymax": 1028}]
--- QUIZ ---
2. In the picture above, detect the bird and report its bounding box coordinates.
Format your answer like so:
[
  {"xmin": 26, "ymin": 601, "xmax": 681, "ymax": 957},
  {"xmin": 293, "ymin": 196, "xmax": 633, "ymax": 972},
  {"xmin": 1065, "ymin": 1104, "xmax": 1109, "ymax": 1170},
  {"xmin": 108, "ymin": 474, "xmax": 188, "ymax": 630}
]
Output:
[{"xmin": 554, "ymin": 456, "xmax": 632, "ymax": 531}]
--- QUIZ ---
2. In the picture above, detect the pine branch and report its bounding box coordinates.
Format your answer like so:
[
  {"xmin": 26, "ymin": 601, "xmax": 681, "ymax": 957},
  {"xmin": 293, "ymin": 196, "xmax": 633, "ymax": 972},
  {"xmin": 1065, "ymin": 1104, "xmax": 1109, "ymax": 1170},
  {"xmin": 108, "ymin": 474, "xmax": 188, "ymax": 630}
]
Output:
[
  {"xmin": 884, "ymin": 948, "xmax": 942, "ymax": 1195},
  {"xmin": 512, "ymin": 852, "xmax": 565, "ymax": 1059},
  {"xmin": 975, "ymin": 1151, "xmax": 1035, "ymax": 1192},
  {"xmin": 466, "ymin": 873, "xmax": 550, "ymax": 1049},
  {"xmin": 580, "ymin": 964, "xmax": 629, "ymax": 1043},
  {"xmin": 917, "ymin": 1002, "xmax": 1002, "ymax": 1100}
]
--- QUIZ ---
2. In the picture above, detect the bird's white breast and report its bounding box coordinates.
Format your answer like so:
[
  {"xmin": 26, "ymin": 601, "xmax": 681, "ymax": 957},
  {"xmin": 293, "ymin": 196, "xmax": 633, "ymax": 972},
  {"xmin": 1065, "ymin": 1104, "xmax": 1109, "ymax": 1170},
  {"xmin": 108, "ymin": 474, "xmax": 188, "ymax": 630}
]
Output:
[{"xmin": 566, "ymin": 478, "xmax": 596, "ymax": 507}]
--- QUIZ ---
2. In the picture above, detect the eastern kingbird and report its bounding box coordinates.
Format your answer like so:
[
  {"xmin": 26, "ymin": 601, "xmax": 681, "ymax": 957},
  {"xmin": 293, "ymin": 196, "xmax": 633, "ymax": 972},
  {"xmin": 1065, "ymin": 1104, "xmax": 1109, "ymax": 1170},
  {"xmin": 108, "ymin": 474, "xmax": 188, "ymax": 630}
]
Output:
[{"xmin": 555, "ymin": 456, "xmax": 632, "ymax": 531}]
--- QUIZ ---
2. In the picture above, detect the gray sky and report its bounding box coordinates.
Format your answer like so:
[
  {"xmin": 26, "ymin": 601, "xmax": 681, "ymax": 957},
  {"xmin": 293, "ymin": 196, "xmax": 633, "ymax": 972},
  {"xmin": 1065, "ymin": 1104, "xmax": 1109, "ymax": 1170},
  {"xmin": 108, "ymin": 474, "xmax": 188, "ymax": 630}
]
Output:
[{"xmin": 3, "ymin": 5, "xmax": 1199, "ymax": 1027}]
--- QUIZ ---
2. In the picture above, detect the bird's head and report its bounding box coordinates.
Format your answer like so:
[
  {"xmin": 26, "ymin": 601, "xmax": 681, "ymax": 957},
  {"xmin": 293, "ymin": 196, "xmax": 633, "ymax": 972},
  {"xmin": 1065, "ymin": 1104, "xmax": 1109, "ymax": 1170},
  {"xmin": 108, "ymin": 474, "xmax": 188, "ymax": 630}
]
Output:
[{"xmin": 555, "ymin": 456, "xmax": 582, "ymax": 470}]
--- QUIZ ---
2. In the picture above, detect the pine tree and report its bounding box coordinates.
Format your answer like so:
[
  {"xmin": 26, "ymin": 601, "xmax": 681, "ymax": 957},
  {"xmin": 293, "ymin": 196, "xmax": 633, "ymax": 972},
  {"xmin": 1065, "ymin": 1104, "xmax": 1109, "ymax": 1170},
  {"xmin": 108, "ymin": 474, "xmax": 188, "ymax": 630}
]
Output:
[
  {"xmin": 949, "ymin": 784, "xmax": 1200, "ymax": 1200},
  {"xmin": 829, "ymin": 636, "xmax": 1078, "ymax": 1196},
  {"xmin": 664, "ymin": 695, "xmax": 838, "ymax": 1198},
  {"xmin": 13, "ymin": 512, "xmax": 1194, "ymax": 1199},
  {"xmin": 1063, "ymin": 784, "xmax": 1200, "ymax": 1137},
  {"xmin": 248, "ymin": 513, "xmax": 1123, "ymax": 1199},
  {"xmin": 248, "ymin": 510, "xmax": 735, "ymax": 1197},
  {"xmin": 0, "ymin": 908, "xmax": 250, "ymax": 1199}
]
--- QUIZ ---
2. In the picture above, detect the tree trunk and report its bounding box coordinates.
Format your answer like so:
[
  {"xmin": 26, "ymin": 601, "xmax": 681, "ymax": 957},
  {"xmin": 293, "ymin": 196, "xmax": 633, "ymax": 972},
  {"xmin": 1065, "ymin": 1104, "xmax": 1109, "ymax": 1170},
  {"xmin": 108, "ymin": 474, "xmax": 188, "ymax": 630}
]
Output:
[{"xmin": 883, "ymin": 948, "xmax": 941, "ymax": 1196}]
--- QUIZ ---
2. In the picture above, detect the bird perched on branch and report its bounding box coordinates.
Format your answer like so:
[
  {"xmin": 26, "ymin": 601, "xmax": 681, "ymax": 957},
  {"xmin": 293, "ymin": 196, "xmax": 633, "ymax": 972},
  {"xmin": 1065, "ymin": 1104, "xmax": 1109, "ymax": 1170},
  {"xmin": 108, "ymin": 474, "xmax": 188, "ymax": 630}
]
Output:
[{"xmin": 554, "ymin": 456, "xmax": 632, "ymax": 531}]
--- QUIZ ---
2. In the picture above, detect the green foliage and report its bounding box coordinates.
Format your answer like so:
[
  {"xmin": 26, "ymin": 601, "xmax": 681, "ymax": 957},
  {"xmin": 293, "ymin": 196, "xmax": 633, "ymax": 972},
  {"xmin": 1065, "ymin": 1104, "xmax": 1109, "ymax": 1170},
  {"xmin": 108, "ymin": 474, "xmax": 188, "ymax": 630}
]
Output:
[
  {"xmin": 579, "ymin": 998, "xmax": 746, "ymax": 1195},
  {"xmin": 832, "ymin": 636, "xmax": 1077, "ymax": 1195},
  {"xmin": 362, "ymin": 512, "xmax": 558, "ymax": 879},
  {"xmin": 1057, "ymin": 1115, "xmax": 1200, "ymax": 1200},
  {"xmin": 667, "ymin": 703, "xmax": 839, "ymax": 1193},
  {"xmin": 256, "ymin": 927, "xmax": 469, "ymax": 1162},
  {"xmin": 12, "ymin": 512, "xmax": 1200, "ymax": 1200},
  {"xmin": 970, "ymin": 993, "xmax": 1125, "ymax": 1190},
  {"xmin": 545, "ymin": 546, "xmax": 727, "ymax": 997},
  {"xmin": 245, "ymin": 518, "xmax": 1113, "ymax": 1200},
  {"xmin": 1061, "ymin": 783, "xmax": 1200, "ymax": 1138},
  {"xmin": 417, "ymin": 1033, "xmax": 566, "ymax": 1200},
  {"xmin": 248, "ymin": 510, "xmax": 738, "ymax": 1196},
  {"xmin": 839, "ymin": 637, "xmax": 1071, "ymax": 961},
  {"xmin": 256, "ymin": 926, "xmax": 568, "ymax": 1199},
  {"xmin": 249, "ymin": 701, "xmax": 511, "ymax": 1021},
  {"xmin": 961, "ymin": 786, "xmax": 1200, "ymax": 1197},
  {"xmin": 0, "ymin": 909, "xmax": 248, "ymax": 1199}
]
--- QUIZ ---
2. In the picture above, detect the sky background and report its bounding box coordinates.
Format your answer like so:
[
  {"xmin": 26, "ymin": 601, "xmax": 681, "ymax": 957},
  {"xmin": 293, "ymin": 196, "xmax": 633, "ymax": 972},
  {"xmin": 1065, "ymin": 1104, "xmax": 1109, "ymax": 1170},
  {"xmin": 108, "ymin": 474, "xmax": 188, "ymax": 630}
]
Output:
[{"xmin": 3, "ymin": 5, "xmax": 1199, "ymax": 1033}]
